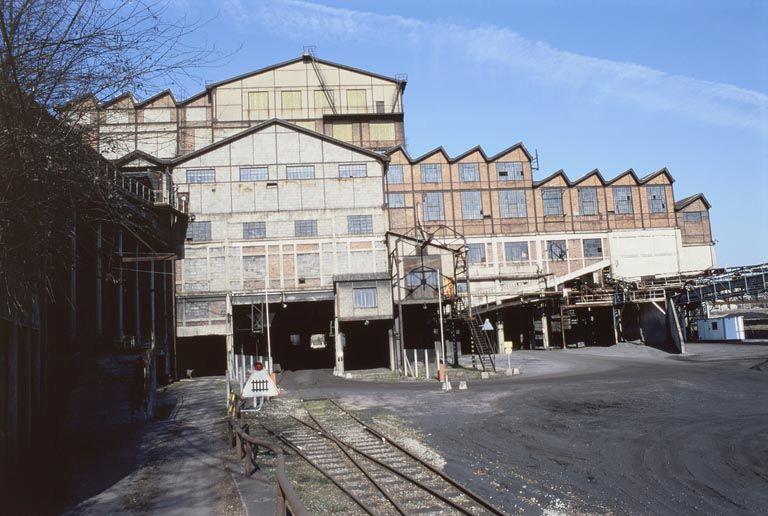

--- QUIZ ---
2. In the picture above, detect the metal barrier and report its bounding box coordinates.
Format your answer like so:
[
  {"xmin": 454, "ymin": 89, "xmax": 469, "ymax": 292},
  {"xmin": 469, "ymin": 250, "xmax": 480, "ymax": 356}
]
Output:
[{"xmin": 227, "ymin": 416, "xmax": 309, "ymax": 516}]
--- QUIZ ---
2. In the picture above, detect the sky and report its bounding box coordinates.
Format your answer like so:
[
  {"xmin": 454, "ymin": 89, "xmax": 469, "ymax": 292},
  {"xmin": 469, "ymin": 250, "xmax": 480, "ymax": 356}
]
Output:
[{"xmin": 160, "ymin": 0, "xmax": 767, "ymax": 266}]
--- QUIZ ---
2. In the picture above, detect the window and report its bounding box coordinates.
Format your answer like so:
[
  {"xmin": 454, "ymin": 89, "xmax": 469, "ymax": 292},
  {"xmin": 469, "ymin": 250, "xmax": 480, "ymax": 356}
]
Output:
[
  {"xmin": 240, "ymin": 166, "xmax": 268, "ymax": 181},
  {"xmin": 456, "ymin": 281, "xmax": 468, "ymax": 294},
  {"xmin": 187, "ymin": 168, "xmax": 215, "ymax": 183},
  {"xmin": 346, "ymin": 89, "xmax": 366, "ymax": 108},
  {"xmin": 684, "ymin": 211, "xmax": 704, "ymax": 223},
  {"xmin": 243, "ymin": 222, "xmax": 266, "ymax": 239},
  {"xmin": 353, "ymin": 287, "xmax": 378, "ymax": 308},
  {"xmin": 497, "ymin": 162, "xmax": 524, "ymax": 180},
  {"xmin": 547, "ymin": 240, "xmax": 568, "ymax": 261},
  {"xmin": 248, "ymin": 91, "xmax": 269, "ymax": 116},
  {"xmin": 347, "ymin": 215, "xmax": 373, "ymax": 235},
  {"xmin": 286, "ymin": 165, "xmax": 315, "ymax": 180},
  {"xmin": 461, "ymin": 191, "xmax": 483, "ymax": 220},
  {"xmin": 422, "ymin": 192, "xmax": 444, "ymax": 221},
  {"xmin": 369, "ymin": 122, "xmax": 395, "ymax": 140},
  {"xmin": 294, "ymin": 219, "xmax": 318, "ymax": 237},
  {"xmin": 339, "ymin": 163, "xmax": 367, "ymax": 178},
  {"xmin": 712, "ymin": 321, "xmax": 718, "ymax": 330},
  {"xmin": 187, "ymin": 221, "xmax": 211, "ymax": 241},
  {"xmin": 613, "ymin": 186, "xmax": 633, "ymax": 214},
  {"xmin": 505, "ymin": 242, "xmax": 529, "ymax": 262},
  {"xmin": 184, "ymin": 300, "xmax": 209, "ymax": 320},
  {"xmin": 583, "ymin": 238, "xmax": 603, "ymax": 258},
  {"xmin": 375, "ymin": 101, "xmax": 385, "ymax": 114},
  {"xmin": 542, "ymin": 188, "xmax": 564, "ymax": 216},
  {"xmin": 405, "ymin": 270, "xmax": 438, "ymax": 288},
  {"xmin": 420, "ymin": 163, "xmax": 442, "ymax": 183},
  {"xmin": 314, "ymin": 90, "xmax": 333, "ymax": 109},
  {"xmin": 386, "ymin": 165, "xmax": 404, "ymax": 184},
  {"xmin": 333, "ymin": 123, "xmax": 353, "ymax": 142},
  {"xmin": 459, "ymin": 163, "xmax": 480, "ymax": 182},
  {"xmin": 467, "ymin": 243, "xmax": 486, "ymax": 264},
  {"xmin": 499, "ymin": 190, "xmax": 527, "ymax": 218},
  {"xmin": 387, "ymin": 193, "xmax": 405, "ymax": 207},
  {"xmin": 281, "ymin": 90, "xmax": 301, "ymax": 110},
  {"xmin": 647, "ymin": 186, "xmax": 667, "ymax": 213},
  {"xmin": 578, "ymin": 187, "xmax": 598, "ymax": 216}
]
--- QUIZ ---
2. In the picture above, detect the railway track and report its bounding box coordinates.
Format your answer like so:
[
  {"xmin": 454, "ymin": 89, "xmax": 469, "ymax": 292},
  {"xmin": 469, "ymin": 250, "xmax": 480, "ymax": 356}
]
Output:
[{"xmin": 263, "ymin": 398, "xmax": 504, "ymax": 515}]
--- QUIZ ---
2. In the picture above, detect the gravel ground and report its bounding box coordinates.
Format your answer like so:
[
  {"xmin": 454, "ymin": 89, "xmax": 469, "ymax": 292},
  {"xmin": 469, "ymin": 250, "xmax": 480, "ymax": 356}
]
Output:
[{"xmin": 275, "ymin": 343, "xmax": 768, "ymax": 515}]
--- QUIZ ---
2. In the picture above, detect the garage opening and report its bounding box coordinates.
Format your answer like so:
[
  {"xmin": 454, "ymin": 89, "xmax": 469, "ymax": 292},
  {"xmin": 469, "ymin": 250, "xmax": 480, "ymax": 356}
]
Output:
[
  {"xmin": 341, "ymin": 319, "xmax": 391, "ymax": 370},
  {"xmin": 401, "ymin": 303, "xmax": 440, "ymax": 350},
  {"xmin": 176, "ymin": 335, "xmax": 226, "ymax": 377},
  {"xmin": 232, "ymin": 300, "xmax": 335, "ymax": 371}
]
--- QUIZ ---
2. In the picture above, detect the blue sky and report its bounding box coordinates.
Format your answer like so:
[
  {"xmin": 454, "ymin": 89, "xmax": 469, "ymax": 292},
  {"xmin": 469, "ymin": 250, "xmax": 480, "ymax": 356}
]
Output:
[{"xmin": 164, "ymin": 0, "xmax": 767, "ymax": 266}]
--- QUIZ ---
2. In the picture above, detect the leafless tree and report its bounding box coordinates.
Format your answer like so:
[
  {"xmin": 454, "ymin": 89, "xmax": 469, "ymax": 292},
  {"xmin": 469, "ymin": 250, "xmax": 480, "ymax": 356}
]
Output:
[{"xmin": 0, "ymin": 0, "xmax": 212, "ymax": 310}]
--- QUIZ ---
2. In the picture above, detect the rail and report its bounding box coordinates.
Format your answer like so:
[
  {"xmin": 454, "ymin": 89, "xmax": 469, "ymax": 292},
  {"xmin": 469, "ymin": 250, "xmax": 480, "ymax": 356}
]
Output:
[{"xmin": 227, "ymin": 416, "xmax": 309, "ymax": 516}]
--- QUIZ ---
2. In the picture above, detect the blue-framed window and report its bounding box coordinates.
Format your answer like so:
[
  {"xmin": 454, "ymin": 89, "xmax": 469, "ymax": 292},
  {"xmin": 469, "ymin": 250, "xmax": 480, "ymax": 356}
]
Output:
[
  {"xmin": 339, "ymin": 163, "xmax": 367, "ymax": 178},
  {"xmin": 420, "ymin": 163, "xmax": 442, "ymax": 183},
  {"xmin": 240, "ymin": 166, "xmax": 268, "ymax": 181},
  {"xmin": 613, "ymin": 186, "xmax": 633, "ymax": 214},
  {"xmin": 386, "ymin": 165, "xmax": 404, "ymax": 184},
  {"xmin": 294, "ymin": 219, "xmax": 318, "ymax": 237},
  {"xmin": 353, "ymin": 287, "xmax": 378, "ymax": 308},
  {"xmin": 387, "ymin": 193, "xmax": 405, "ymax": 207},
  {"xmin": 467, "ymin": 243, "xmax": 486, "ymax": 264},
  {"xmin": 243, "ymin": 222, "xmax": 266, "ymax": 239},
  {"xmin": 286, "ymin": 165, "xmax": 315, "ymax": 180},
  {"xmin": 422, "ymin": 192, "xmax": 444, "ymax": 221},
  {"xmin": 496, "ymin": 162, "xmax": 524, "ymax": 181},
  {"xmin": 547, "ymin": 240, "xmax": 568, "ymax": 261},
  {"xmin": 347, "ymin": 215, "xmax": 373, "ymax": 235},
  {"xmin": 187, "ymin": 221, "xmax": 211, "ymax": 241},
  {"xmin": 583, "ymin": 238, "xmax": 603, "ymax": 258},
  {"xmin": 505, "ymin": 242, "xmax": 529, "ymax": 262},
  {"xmin": 460, "ymin": 191, "xmax": 483, "ymax": 220},
  {"xmin": 578, "ymin": 187, "xmax": 598, "ymax": 215},
  {"xmin": 499, "ymin": 189, "xmax": 527, "ymax": 218},
  {"xmin": 459, "ymin": 163, "xmax": 480, "ymax": 182},
  {"xmin": 542, "ymin": 188, "xmax": 564, "ymax": 216},
  {"xmin": 647, "ymin": 186, "xmax": 667, "ymax": 213},
  {"xmin": 187, "ymin": 168, "xmax": 215, "ymax": 183}
]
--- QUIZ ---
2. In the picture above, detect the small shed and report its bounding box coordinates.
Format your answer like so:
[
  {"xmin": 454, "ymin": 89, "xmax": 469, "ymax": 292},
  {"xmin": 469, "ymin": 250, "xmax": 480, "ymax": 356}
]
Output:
[{"xmin": 697, "ymin": 316, "xmax": 745, "ymax": 341}]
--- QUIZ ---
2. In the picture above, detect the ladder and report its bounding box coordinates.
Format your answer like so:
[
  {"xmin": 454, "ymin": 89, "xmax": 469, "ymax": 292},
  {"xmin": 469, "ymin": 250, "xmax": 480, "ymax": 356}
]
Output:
[
  {"xmin": 455, "ymin": 298, "xmax": 496, "ymax": 372},
  {"xmin": 303, "ymin": 46, "xmax": 337, "ymax": 114}
]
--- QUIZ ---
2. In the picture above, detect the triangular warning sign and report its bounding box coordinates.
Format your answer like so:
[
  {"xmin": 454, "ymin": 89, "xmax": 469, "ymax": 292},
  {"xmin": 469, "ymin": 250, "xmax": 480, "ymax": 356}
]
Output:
[
  {"xmin": 241, "ymin": 369, "xmax": 278, "ymax": 398},
  {"xmin": 481, "ymin": 318, "xmax": 494, "ymax": 331}
]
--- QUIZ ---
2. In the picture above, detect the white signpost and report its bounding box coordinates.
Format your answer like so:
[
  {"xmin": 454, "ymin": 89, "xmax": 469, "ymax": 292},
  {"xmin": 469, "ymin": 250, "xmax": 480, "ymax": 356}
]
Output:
[{"xmin": 241, "ymin": 368, "xmax": 279, "ymax": 401}]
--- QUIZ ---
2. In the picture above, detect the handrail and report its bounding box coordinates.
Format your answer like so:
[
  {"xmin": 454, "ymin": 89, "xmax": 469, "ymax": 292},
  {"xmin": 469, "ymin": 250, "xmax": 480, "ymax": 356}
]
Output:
[{"xmin": 227, "ymin": 416, "xmax": 309, "ymax": 516}]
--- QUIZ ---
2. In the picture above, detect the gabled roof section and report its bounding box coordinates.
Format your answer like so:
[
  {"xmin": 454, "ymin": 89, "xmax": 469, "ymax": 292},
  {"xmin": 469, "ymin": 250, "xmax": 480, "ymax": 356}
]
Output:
[
  {"xmin": 605, "ymin": 168, "xmax": 641, "ymax": 185},
  {"xmin": 675, "ymin": 193, "xmax": 711, "ymax": 211},
  {"xmin": 487, "ymin": 142, "xmax": 533, "ymax": 162},
  {"xmin": 411, "ymin": 146, "xmax": 451, "ymax": 163},
  {"xmin": 639, "ymin": 167, "xmax": 675, "ymax": 184},
  {"xmin": 533, "ymin": 169, "xmax": 569, "ymax": 187},
  {"xmin": 205, "ymin": 55, "xmax": 406, "ymax": 91},
  {"xmin": 452, "ymin": 145, "xmax": 489, "ymax": 162},
  {"xmin": 135, "ymin": 89, "xmax": 177, "ymax": 108},
  {"xmin": 384, "ymin": 144, "xmax": 413, "ymax": 162},
  {"xmin": 112, "ymin": 150, "xmax": 170, "ymax": 168},
  {"xmin": 571, "ymin": 169, "xmax": 606, "ymax": 186},
  {"xmin": 171, "ymin": 118, "xmax": 389, "ymax": 166},
  {"xmin": 100, "ymin": 92, "xmax": 135, "ymax": 109}
]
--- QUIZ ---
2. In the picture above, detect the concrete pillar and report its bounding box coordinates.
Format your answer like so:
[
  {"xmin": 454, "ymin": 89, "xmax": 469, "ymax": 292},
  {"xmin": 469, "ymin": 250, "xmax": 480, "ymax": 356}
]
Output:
[
  {"xmin": 388, "ymin": 328, "xmax": 395, "ymax": 371},
  {"xmin": 541, "ymin": 313, "xmax": 550, "ymax": 350},
  {"xmin": 95, "ymin": 223, "xmax": 103, "ymax": 339},
  {"xmin": 225, "ymin": 293, "xmax": 234, "ymax": 378},
  {"xmin": 334, "ymin": 318, "xmax": 345, "ymax": 376},
  {"xmin": 496, "ymin": 321, "xmax": 505, "ymax": 353},
  {"xmin": 150, "ymin": 260, "xmax": 156, "ymax": 350},
  {"xmin": 162, "ymin": 260, "xmax": 170, "ymax": 377},
  {"xmin": 117, "ymin": 230, "xmax": 124, "ymax": 340}
]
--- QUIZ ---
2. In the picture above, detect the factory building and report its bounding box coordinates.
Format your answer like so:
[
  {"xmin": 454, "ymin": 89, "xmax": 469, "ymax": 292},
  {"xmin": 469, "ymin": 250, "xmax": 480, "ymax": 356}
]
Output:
[{"xmin": 82, "ymin": 52, "xmax": 716, "ymax": 374}]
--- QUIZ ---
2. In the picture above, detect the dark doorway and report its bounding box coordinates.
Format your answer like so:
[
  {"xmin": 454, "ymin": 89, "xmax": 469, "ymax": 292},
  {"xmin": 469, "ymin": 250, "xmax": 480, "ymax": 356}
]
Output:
[
  {"xmin": 176, "ymin": 335, "xmax": 226, "ymax": 377},
  {"xmin": 342, "ymin": 320, "xmax": 391, "ymax": 370}
]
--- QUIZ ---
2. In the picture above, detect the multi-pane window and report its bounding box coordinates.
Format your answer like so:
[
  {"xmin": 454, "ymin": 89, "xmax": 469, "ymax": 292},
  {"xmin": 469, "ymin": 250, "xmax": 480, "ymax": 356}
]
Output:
[
  {"xmin": 583, "ymin": 238, "xmax": 603, "ymax": 258},
  {"xmin": 375, "ymin": 101, "xmax": 385, "ymax": 114},
  {"xmin": 281, "ymin": 90, "xmax": 301, "ymax": 109},
  {"xmin": 460, "ymin": 191, "xmax": 483, "ymax": 220},
  {"xmin": 420, "ymin": 163, "xmax": 442, "ymax": 183},
  {"xmin": 647, "ymin": 186, "xmax": 667, "ymax": 213},
  {"xmin": 240, "ymin": 166, "xmax": 268, "ymax": 181},
  {"xmin": 248, "ymin": 91, "xmax": 269, "ymax": 116},
  {"xmin": 613, "ymin": 186, "xmax": 633, "ymax": 214},
  {"xmin": 459, "ymin": 163, "xmax": 480, "ymax": 182},
  {"xmin": 353, "ymin": 287, "xmax": 378, "ymax": 308},
  {"xmin": 339, "ymin": 163, "xmax": 366, "ymax": 178},
  {"xmin": 496, "ymin": 162, "xmax": 524, "ymax": 180},
  {"xmin": 547, "ymin": 240, "xmax": 568, "ymax": 261},
  {"xmin": 505, "ymin": 242, "xmax": 529, "ymax": 262},
  {"xmin": 347, "ymin": 215, "xmax": 373, "ymax": 235},
  {"xmin": 187, "ymin": 221, "xmax": 211, "ymax": 241},
  {"xmin": 542, "ymin": 188, "xmax": 564, "ymax": 216},
  {"xmin": 422, "ymin": 192, "xmax": 444, "ymax": 221},
  {"xmin": 578, "ymin": 187, "xmax": 598, "ymax": 215},
  {"xmin": 314, "ymin": 90, "xmax": 333, "ymax": 109},
  {"xmin": 242, "ymin": 222, "xmax": 266, "ymax": 239},
  {"xmin": 184, "ymin": 300, "xmax": 209, "ymax": 320},
  {"xmin": 498, "ymin": 190, "xmax": 527, "ymax": 218},
  {"xmin": 386, "ymin": 165, "xmax": 404, "ymax": 184},
  {"xmin": 286, "ymin": 165, "xmax": 315, "ymax": 180},
  {"xmin": 405, "ymin": 270, "xmax": 438, "ymax": 289},
  {"xmin": 347, "ymin": 89, "xmax": 367, "ymax": 108},
  {"xmin": 387, "ymin": 193, "xmax": 405, "ymax": 207},
  {"xmin": 187, "ymin": 168, "xmax": 215, "ymax": 183},
  {"xmin": 467, "ymin": 243, "xmax": 486, "ymax": 264},
  {"xmin": 684, "ymin": 212, "xmax": 705, "ymax": 223},
  {"xmin": 294, "ymin": 219, "xmax": 318, "ymax": 237}
]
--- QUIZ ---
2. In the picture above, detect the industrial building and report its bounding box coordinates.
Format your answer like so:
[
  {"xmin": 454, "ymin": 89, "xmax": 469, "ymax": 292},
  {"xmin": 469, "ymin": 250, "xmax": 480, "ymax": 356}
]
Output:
[{"xmin": 81, "ymin": 52, "xmax": 717, "ymax": 375}]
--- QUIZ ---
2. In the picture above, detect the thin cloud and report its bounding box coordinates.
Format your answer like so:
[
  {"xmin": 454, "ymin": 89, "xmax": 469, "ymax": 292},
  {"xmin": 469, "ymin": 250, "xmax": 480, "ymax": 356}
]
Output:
[{"xmin": 225, "ymin": 0, "xmax": 767, "ymax": 132}]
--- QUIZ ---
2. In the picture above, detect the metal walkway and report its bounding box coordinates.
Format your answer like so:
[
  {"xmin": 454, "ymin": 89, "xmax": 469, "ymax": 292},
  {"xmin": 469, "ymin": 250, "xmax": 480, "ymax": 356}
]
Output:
[{"xmin": 674, "ymin": 263, "xmax": 768, "ymax": 306}]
